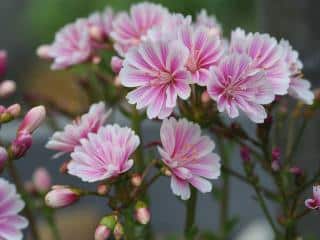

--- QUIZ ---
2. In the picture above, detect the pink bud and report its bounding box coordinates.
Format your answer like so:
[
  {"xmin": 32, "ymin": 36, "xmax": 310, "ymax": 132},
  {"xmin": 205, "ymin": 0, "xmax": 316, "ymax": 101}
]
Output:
[
  {"xmin": 6, "ymin": 104, "xmax": 21, "ymax": 118},
  {"xmin": 271, "ymin": 160, "xmax": 281, "ymax": 172},
  {"xmin": 201, "ymin": 91, "xmax": 210, "ymax": 104},
  {"xmin": 289, "ymin": 166, "xmax": 303, "ymax": 176},
  {"xmin": 272, "ymin": 147, "xmax": 281, "ymax": 161},
  {"xmin": 92, "ymin": 56, "xmax": 102, "ymax": 65},
  {"xmin": 0, "ymin": 50, "xmax": 7, "ymax": 78},
  {"xmin": 97, "ymin": 183, "xmax": 109, "ymax": 196},
  {"xmin": 0, "ymin": 146, "xmax": 8, "ymax": 171},
  {"xmin": 24, "ymin": 181, "xmax": 36, "ymax": 194},
  {"xmin": 95, "ymin": 225, "xmax": 111, "ymax": 240},
  {"xmin": 0, "ymin": 80, "xmax": 16, "ymax": 98},
  {"xmin": 113, "ymin": 223, "xmax": 124, "ymax": 240},
  {"xmin": 18, "ymin": 105, "xmax": 46, "ymax": 134},
  {"xmin": 135, "ymin": 203, "xmax": 151, "ymax": 225},
  {"xmin": 90, "ymin": 26, "xmax": 104, "ymax": 42},
  {"xmin": 36, "ymin": 45, "xmax": 52, "ymax": 60},
  {"xmin": 240, "ymin": 146, "xmax": 250, "ymax": 163},
  {"xmin": 11, "ymin": 133, "xmax": 32, "ymax": 159},
  {"xmin": 45, "ymin": 186, "xmax": 80, "ymax": 208},
  {"xmin": 131, "ymin": 173, "xmax": 142, "ymax": 187},
  {"xmin": 33, "ymin": 167, "xmax": 51, "ymax": 193},
  {"xmin": 110, "ymin": 56, "xmax": 123, "ymax": 74}
]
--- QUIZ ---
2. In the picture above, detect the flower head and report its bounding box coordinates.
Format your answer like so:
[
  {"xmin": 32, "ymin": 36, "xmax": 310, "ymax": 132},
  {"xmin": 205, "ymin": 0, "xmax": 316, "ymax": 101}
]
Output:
[
  {"xmin": 280, "ymin": 40, "xmax": 314, "ymax": 104},
  {"xmin": 68, "ymin": 124, "xmax": 140, "ymax": 182},
  {"xmin": 0, "ymin": 178, "xmax": 28, "ymax": 240},
  {"xmin": 48, "ymin": 19, "xmax": 93, "ymax": 70},
  {"xmin": 158, "ymin": 118, "xmax": 221, "ymax": 200},
  {"xmin": 178, "ymin": 25, "xmax": 224, "ymax": 86},
  {"xmin": 111, "ymin": 2, "xmax": 169, "ymax": 56},
  {"xmin": 207, "ymin": 54, "xmax": 275, "ymax": 123},
  {"xmin": 305, "ymin": 185, "xmax": 320, "ymax": 210},
  {"xmin": 230, "ymin": 28, "xmax": 290, "ymax": 95},
  {"xmin": 46, "ymin": 102, "xmax": 111, "ymax": 157},
  {"xmin": 120, "ymin": 40, "xmax": 191, "ymax": 119},
  {"xmin": 195, "ymin": 9, "xmax": 222, "ymax": 37}
]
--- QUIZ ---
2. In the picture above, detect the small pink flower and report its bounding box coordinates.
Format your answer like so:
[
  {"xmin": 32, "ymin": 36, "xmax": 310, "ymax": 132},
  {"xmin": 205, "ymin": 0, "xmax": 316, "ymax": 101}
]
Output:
[
  {"xmin": 178, "ymin": 25, "xmax": 224, "ymax": 86},
  {"xmin": 305, "ymin": 185, "xmax": 320, "ymax": 210},
  {"xmin": 158, "ymin": 118, "xmax": 221, "ymax": 200},
  {"xmin": 207, "ymin": 54, "xmax": 275, "ymax": 123},
  {"xmin": 46, "ymin": 102, "xmax": 111, "ymax": 157},
  {"xmin": 68, "ymin": 124, "xmax": 140, "ymax": 182},
  {"xmin": 48, "ymin": 19, "xmax": 93, "ymax": 70},
  {"xmin": 32, "ymin": 167, "xmax": 51, "ymax": 193},
  {"xmin": 110, "ymin": 2, "xmax": 169, "ymax": 56},
  {"xmin": 45, "ymin": 185, "xmax": 80, "ymax": 208},
  {"xmin": 120, "ymin": 40, "xmax": 191, "ymax": 119},
  {"xmin": 135, "ymin": 207, "xmax": 151, "ymax": 225},
  {"xmin": 195, "ymin": 9, "xmax": 222, "ymax": 37},
  {"xmin": 95, "ymin": 225, "xmax": 111, "ymax": 240},
  {"xmin": 0, "ymin": 80, "xmax": 16, "ymax": 98},
  {"xmin": 110, "ymin": 56, "xmax": 123, "ymax": 74},
  {"xmin": 230, "ymin": 28, "xmax": 290, "ymax": 95},
  {"xmin": 240, "ymin": 146, "xmax": 250, "ymax": 162},
  {"xmin": 0, "ymin": 178, "xmax": 28, "ymax": 240},
  {"xmin": 280, "ymin": 40, "xmax": 314, "ymax": 104},
  {"xmin": 0, "ymin": 50, "xmax": 7, "ymax": 78},
  {"xmin": 18, "ymin": 105, "xmax": 46, "ymax": 135}
]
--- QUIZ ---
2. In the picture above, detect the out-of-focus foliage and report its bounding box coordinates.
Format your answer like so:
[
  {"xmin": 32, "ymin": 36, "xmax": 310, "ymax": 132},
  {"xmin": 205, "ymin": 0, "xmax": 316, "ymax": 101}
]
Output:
[{"xmin": 24, "ymin": 0, "xmax": 256, "ymax": 43}]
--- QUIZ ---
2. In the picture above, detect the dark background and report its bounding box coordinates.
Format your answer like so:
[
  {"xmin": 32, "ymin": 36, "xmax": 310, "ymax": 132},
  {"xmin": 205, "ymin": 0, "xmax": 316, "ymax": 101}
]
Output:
[{"xmin": 0, "ymin": 0, "xmax": 319, "ymax": 239}]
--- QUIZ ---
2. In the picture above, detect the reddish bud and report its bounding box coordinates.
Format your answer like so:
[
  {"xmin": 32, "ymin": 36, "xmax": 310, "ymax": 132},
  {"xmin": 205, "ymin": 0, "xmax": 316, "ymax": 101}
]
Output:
[
  {"xmin": 135, "ymin": 201, "xmax": 151, "ymax": 225},
  {"xmin": 0, "ymin": 50, "xmax": 7, "ymax": 78},
  {"xmin": 11, "ymin": 133, "xmax": 32, "ymax": 159},
  {"xmin": 97, "ymin": 183, "xmax": 109, "ymax": 196}
]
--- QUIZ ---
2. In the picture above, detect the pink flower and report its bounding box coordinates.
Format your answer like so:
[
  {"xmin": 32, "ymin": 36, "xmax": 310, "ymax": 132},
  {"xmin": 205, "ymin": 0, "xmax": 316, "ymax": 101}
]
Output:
[
  {"xmin": 207, "ymin": 54, "xmax": 275, "ymax": 123},
  {"xmin": 0, "ymin": 80, "xmax": 16, "ymax": 98},
  {"xmin": 280, "ymin": 40, "xmax": 314, "ymax": 104},
  {"xmin": 48, "ymin": 19, "xmax": 93, "ymax": 70},
  {"xmin": 195, "ymin": 9, "xmax": 222, "ymax": 37},
  {"xmin": 45, "ymin": 185, "xmax": 80, "ymax": 208},
  {"xmin": 158, "ymin": 118, "xmax": 221, "ymax": 200},
  {"xmin": 178, "ymin": 25, "xmax": 224, "ymax": 86},
  {"xmin": 32, "ymin": 167, "xmax": 51, "ymax": 193},
  {"xmin": 230, "ymin": 28, "xmax": 290, "ymax": 95},
  {"xmin": 120, "ymin": 40, "xmax": 191, "ymax": 119},
  {"xmin": 305, "ymin": 185, "xmax": 320, "ymax": 210},
  {"xmin": 110, "ymin": 56, "xmax": 123, "ymax": 74},
  {"xmin": 0, "ymin": 178, "xmax": 28, "ymax": 240},
  {"xmin": 95, "ymin": 225, "xmax": 111, "ymax": 240},
  {"xmin": 135, "ymin": 202, "xmax": 151, "ymax": 225},
  {"xmin": 110, "ymin": 2, "xmax": 169, "ymax": 56},
  {"xmin": 0, "ymin": 50, "xmax": 7, "ymax": 78},
  {"xmin": 18, "ymin": 105, "xmax": 46, "ymax": 135},
  {"xmin": 68, "ymin": 124, "xmax": 140, "ymax": 182},
  {"xmin": 46, "ymin": 102, "xmax": 111, "ymax": 157}
]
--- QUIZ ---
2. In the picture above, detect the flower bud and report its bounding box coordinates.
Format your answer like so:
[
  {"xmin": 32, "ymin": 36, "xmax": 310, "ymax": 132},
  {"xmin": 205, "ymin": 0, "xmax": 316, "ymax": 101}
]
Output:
[
  {"xmin": 0, "ymin": 146, "xmax": 8, "ymax": 171},
  {"xmin": 92, "ymin": 56, "xmax": 102, "ymax": 65},
  {"xmin": 0, "ymin": 50, "xmax": 7, "ymax": 78},
  {"xmin": 18, "ymin": 105, "xmax": 46, "ymax": 134},
  {"xmin": 272, "ymin": 147, "xmax": 281, "ymax": 161},
  {"xmin": 95, "ymin": 225, "xmax": 111, "ymax": 240},
  {"xmin": 36, "ymin": 45, "xmax": 52, "ymax": 59},
  {"xmin": 6, "ymin": 104, "xmax": 21, "ymax": 118},
  {"xmin": 97, "ymin": 183, "xmax": 109, "ymax": 196},
  {"xmin": 113, "ymin": 223, "xmax": 124, "ymax": 240},
  {"xmin": 33, "ymin": 167, "xmax": 51, "ymax": 193},
  {"xmin": 0, "ymin": 80, "xmax": 16, "ymax": 98},
  {"xmin": 240, "ymin": 146, "xmax": 250, "ymax": 163},
  {"xmin": 24, "ymin": 181, "xmax": 36, "ymax": 194},
  {"xmin": 10, "ymin": 133, "xmax": 32, "ymax": 159},
  {"xmin": 45, "ymin": 186, "xmax": 80, "ymax": 208},
  {"xmin": 100, "ymin": 215, "xmax": 117, "ymax": 230},
  {"xmin": 110, "ymin": 56, "xmax": 123, "ymax": 74},
  {"xmin": 135, "ymin": 201, "xmax": 151, "ymax": 225},
  {"xmin": 201, "ymin": 91, "xmax": 210, "ymax": 104},
  {"xmin": 89, "ymin": 26, "xmax": 104, "ymax": 42},
  {"xmin": 131, "ymin": 173, "xmax": 142, "ymax": 187},
  {"xmin": 271, "ymin": 160, "xmax": 280, "ymax": 172},
  {"xmin": 289, "ymin": 166, "xmax": 303, "ymax": 177}
]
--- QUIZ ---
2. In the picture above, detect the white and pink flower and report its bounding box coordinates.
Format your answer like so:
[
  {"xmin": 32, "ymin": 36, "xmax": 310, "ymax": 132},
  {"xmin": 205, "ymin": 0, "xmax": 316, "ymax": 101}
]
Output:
[
  {"xmin": 120, "ymin": 40, "xmax": 191, "ymax": 119},
  {"xmin": 158, "ymin": 118, "xmax": 221, "ymax": 200},
  {"xmin": 68, "ymin": 124, "xmax": 140, "ymax": 182},
  {"xmin": 207, "ymin": 54, "xmax": 275, "ymax": 123},
  {"xmin": 46, "ymin": 102, "xmax": 111, "ymax": 157},
  {"xmin": 305, "ymin": 185, "xmax": 320, "ymax": 210},
  {"xmin": 0, "ymin": 178, "xmax": 28, "ymax": 240},
  {"xmin": 45, "ymin": 185, "xmax": 80, "ymax": 208},
  {"xmin": 195, "ymin": 9, "xmax": 222, "ymax": 37}
]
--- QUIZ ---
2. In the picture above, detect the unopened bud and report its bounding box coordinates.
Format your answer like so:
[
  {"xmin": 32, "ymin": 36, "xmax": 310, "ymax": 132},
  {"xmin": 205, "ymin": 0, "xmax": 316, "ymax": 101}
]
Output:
[
  {"xmin": 100, "ymin": 215, "xmax": 117, "ymax": 230},
  {"xmin": 110, "ymin": 56, "xmax": 123, "ymax": 74},
  {"xmin": 59, "ymin": 161, "xmax": 70, "ymax": 174},
  {"xmin": 95, "ymin": 225, "xmax": 111, "ymax": 240},
  {"xmin": 18, "ymin": 105, "xmax": 46, "ymax": 134},
  {"xmin": 272, "ymin": 147, "xmax": 281, "ymax": 161},
  {"xmin": 10, "ymin": 133, "xmax": 32, "ymax": 159},
  {"xmin": 271, "ymin": 160, "xmax": 281, "ymax": 172},
  {"xmin": 0, "ymin": 50, "xmax": 7, "ymax": 78},
  {"xmin": 6, "ymin": 104, "xmax": 21, "ymax": 118},
  {"xmin": 201, "ymin": 91, "xmax": 211, "ymax": 104},
  {"xmin": 45, "ymin": 185, "xmax": 80, "ymax": 208},
  {"xmin": 92, "ymin": 56, "xmax": 102, "ymax": 65},
  {"xmin": 131, "ymin": 173, "xmax": 142, "ymax": 187},
  {"xmin": 240, "ymin": 146, "xmax": 250, "ymax": 163},
  {"xmin": 135, "ymin": 201, "xmax": 151, "ymax": 225},
  {"xmin": 36, "ymin": 45, "xmax": 52, "ymax": 59},
  {"xmin": 161, "ymin": 167, "xmax": 171, "ymax": 176},
  {"xmin": 33, "ymin": 167, "xmax": 51, "ymax": 193},
  {"xmin": 0, "ymin": 80, "xmax": 16, "ymax": 98},
  {"xmin": 97, "ymin": 183, "xmax": 109, "ymax": 196},
  {"xmin": 90, "ymin": 26, "xmax": 104, "ymax": 42},
  {"xmin": 113, "ymin": 223, "xmax": 124, "ymax": 240}
]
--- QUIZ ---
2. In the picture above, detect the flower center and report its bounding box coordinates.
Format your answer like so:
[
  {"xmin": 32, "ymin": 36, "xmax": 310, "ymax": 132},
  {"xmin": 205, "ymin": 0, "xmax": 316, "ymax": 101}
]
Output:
[{"xmin": 186, "ymin": 55, "xmax": 198, "ymax": 73}]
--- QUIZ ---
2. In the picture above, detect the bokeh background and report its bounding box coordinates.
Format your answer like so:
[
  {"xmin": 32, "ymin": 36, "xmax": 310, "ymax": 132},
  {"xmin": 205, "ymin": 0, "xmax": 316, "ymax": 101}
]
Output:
[{"xmin": 0, "ymin": 0, "xmax": 319, "ymax": 239}]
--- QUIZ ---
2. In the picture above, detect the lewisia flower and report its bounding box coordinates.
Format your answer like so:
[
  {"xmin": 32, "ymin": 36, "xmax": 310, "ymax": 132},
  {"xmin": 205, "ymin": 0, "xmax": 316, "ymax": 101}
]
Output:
[
  {"xmin": 0, "ymin": 178, "xmax": 28, "ymax": 240},
  {"xmin": 178, "ymin": 25, "xmax": 224, "ymax": 86},
  {"xmin": 280, "ymin": 40, "xmax": 314, "ymax": 104},
  {"xmin": 305, "ymin": 185, "xmax": 320, "ymax": 210},
  {"xmin": 195, "ymin": 9, "xmax": 222, "ymax": 37},
  {"xmin": 68, "ymin": 124, "xmax": 140, "ymax": 182},
  {"xmin": 48, "ymin": 19, "xmax": 93, "ymax": 70},
  {"xmin": 110, "ymin": 2, "xmax": 169, "ymax": 56},
  {"xmin": 207, "ymin": 54, "xmax": 275, "ymax": 123},
  {"xmin": 230, "ymin": 28, "xmax": 290, "ymax": 95},
  {"xmin": 158, "ymin": 118, "xmax": 221, "ymax": 200},
  {"xmin": 46, "ymin": 102, "xmax": 111, "ymax": 157},
  {"xmin": 120, "ymin": 40, "xmax": 191, "ymax": 119}
]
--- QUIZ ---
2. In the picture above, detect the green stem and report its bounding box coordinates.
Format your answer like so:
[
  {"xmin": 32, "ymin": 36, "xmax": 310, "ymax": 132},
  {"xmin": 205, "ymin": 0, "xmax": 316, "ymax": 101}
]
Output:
[
  {"xmin": 7, "ymin": 160, "xmax": 40, "ymax": 240},
  {"xmin": 47, "ymin": 213, "xmax": 61, "ymax": 240},
  {"xmin": 131, "ymin": 109, "xmax": 144, "ymax": 171},
  {"xmin": 184, "ymin": 188, "xmax": 198, "ymax": 239}
]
